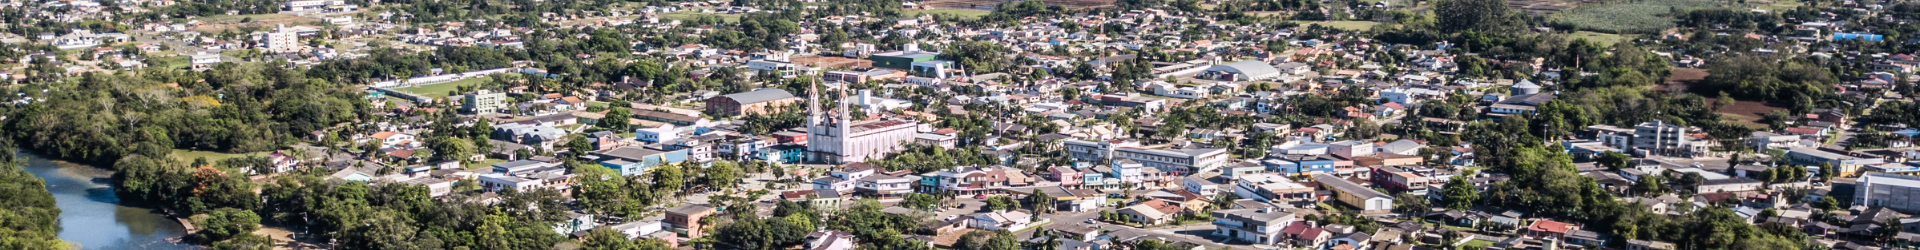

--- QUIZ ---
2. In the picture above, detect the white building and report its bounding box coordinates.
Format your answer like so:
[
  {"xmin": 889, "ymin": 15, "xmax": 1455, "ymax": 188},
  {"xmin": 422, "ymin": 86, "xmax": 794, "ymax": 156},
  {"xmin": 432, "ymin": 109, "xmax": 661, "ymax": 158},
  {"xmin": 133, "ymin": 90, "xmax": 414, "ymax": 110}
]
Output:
[
  {"xmin": 1113, "ymin": 146, "xmax": 1229, "ymax": 175},
  {"xmin": 805, "ymin": 82, "xmax": 923, "ymax": 164}
]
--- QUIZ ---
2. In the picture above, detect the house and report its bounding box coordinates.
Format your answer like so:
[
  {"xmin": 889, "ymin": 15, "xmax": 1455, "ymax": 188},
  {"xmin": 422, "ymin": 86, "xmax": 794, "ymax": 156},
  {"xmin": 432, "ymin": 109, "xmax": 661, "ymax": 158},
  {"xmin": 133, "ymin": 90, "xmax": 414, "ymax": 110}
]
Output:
[
  {"xmin": 665, "ymin": 204, "xmax": 718, "ymax": 238},
  {"xmin": 554, "ymin": 212, "xmax": 598, "ymax": 235},
  {"xmin": 369, "ymin": 131, "xmax": 418, "ymax": 148},
  {"xmin": 1211, "ymin": 207, "xmax": 1297, "ymax": 245},
  {"xmin": 1281, "ymin": 221, "xmax": 1332, "ymax": 248},
  {"xmin": 804, "ymin": 230, "xmax": 858, "ymax": 250},
  {"xmin": 1524, "ymin": 219, "xmax": 1577, "ymax": 240},
  {"xmin": 971, "ymin": 210, "xmax": 1038, "ymax": 231},
  {"xmin": 1117, "ymin": 199, "xmax": 1183, "ymax": 225},
  {"xmin": 1184, "ymin": 176, "xmax": 1223, "ymax": 197}
]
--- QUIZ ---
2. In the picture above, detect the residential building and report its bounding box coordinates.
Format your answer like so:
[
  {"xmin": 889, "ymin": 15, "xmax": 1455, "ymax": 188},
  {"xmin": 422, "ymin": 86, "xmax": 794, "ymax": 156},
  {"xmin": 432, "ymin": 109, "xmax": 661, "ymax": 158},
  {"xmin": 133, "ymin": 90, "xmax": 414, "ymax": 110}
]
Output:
[
  {"xmin": 464, "ymin": 90, "xmax": 508, "ymax": 113},
  {"xmin": 1117, "ymin": 199, "xmax": 1182, "ymax": 226},
  {"xmin": 1232, "ymin": 173, "xmax": 1317, "ymax": 202},
  {"xmin": 665, "ymin": 204, "xmax": 718, "ymax": 238}
]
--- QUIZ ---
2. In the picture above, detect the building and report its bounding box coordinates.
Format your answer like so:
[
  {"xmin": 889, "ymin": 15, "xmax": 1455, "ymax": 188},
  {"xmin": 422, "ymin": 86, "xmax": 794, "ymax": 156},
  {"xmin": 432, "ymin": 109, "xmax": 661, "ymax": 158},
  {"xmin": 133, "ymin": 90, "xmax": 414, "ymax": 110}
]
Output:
[
  {"xmin": 1315, "ymin": 174, "xmax": 1392, "ymax": 213},
  {"xmin": 1201, "ymin": 60, "xmax": 1281, "ymax": 81},
  {"xmin": 1369, "ymin": 166, "xmax": 1430, "ymax": 195},
  {"xmin": 190, "ymin": 52, "xmax": 222, "ymax": 71},
  {"xmin": 1062, "ymin": 139, "xmax": 1141, "ymax": 161},
  {"xmin": 464, "ymin": 90, "xmax": 508, "ymax": 113},
  {"xmin": 1232, "ymin": 173, "xmax": 1317, "ymax": 202},
  {"xmin": 805, "ymin": 82, "xmax": 922, "ymax": 164},
  {"xmin": 1211, "ymin": 207, "xmax": 1297, "ymax": 245},
  {"xmin": 1524, "ymin": 219, "xmax": 1577, "ymax": 240},
  {"xmin": 1856, "ymin": 172, "xmax": 1920, "ymax": 214},
  {"xmin": 705, "ymin": 88, "xmax": 797, "ymax": 116},
  {"xmin": 1117, "ymin": 199, "xmax": 1183, "ymax": 225},
  {"xmin": 665, "ymin": 204, "xmax": 718, "ymax": 238},
  {"xmin": 1631, "ymin": 120, "xmax": 1711, "ymax": 157},
  {"xmin": 1112, "ymin": 147, "xmax": 1229, "ymax": 175},
  {"xmin": 1789, "ymin": 147, "xmax": 1884, "ymax": 177},
  {"xmin": 804, "ymin": 230, "xmax": 858, "ymax": 250},
  {"xmin": 594, "ymin": 146, "xmax": 690, "ymax": 176},
  {"xmin": 264, "ymin": 29, "xmax": 300, "ymax": 53},
  {"xmin": 870, "ymin": 50, "xmax": 939, "ymax": 70}
]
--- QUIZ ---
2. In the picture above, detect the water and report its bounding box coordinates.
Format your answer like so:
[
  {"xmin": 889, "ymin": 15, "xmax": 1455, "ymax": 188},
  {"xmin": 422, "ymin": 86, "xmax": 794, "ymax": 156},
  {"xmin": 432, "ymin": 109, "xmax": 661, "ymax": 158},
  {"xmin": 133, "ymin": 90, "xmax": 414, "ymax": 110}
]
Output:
[{"xmin": 19, "ymin": 151, "xmax": 191, "ymax": 250}]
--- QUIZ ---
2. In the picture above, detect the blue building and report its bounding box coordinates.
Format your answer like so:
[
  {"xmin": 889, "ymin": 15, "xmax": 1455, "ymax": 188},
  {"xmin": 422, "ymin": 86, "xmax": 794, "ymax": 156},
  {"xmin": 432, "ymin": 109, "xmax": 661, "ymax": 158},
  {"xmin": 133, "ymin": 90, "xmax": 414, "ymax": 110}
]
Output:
[
  {"xmin": 1265, "ymin": 154, "xmax": 1339, "ymax": 176},
  {"xmin": 592, "ymin": 147, "xmax": 689, "ymax": 176}
]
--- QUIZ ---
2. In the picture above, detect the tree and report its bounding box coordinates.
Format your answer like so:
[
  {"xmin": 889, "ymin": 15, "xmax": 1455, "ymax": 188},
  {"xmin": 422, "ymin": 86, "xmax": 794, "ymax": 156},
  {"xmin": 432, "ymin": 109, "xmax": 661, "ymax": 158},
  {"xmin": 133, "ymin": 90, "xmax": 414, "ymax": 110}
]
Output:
[
  {"xmin": 954, "ymin": 230, "xmax": 1019, "ymax": 250},
  {"xmin": 573, "ymin": 164, "xmax": 627, "ymax": 215},
  {"xmin": 704, "ymin": 161, "xmax": 739, "ymax": 190},
  {"xmin": 1347, "ymin": 118, "xmax": 1381, "ymax": 140},
  {"xmin": 580, "ymin": 228, "xmax": 673, "ymax": 250},
  {"xmin": 566, "ymin": 134, "xmax": 595, "ymax": 155},
  {"xmin": 1598, "ymin": 151, "xmax": 1632, "ymax": 170},
  {"xmin": 193, "ymin": 208, "xmax": 262, "ymax": 243},
  {"xmin": 1440, "ymin": 176, "xmax": 1479, "ymax": 210},
  {"xmin": 1027, "ymin": 191, "xmax": 1054, "ymax": 214},
  {"xmin": 1394, "ymin": 193, "xmax": 1432, "ymax": 218},
  {"xmin": 986, "ymin": 196, "xmax": 1016, "ymax": 211},
  {"xmin": 1433, "ymin": 0, "xmax": 1520, "ymax": 33},
  {"xmin": 337, "ymin": 209, "xmax": 443, "ymax": 250},
  {"xmin": 653, "ymin": 163, "xmax": 685, "ymax": 197},
  {"xmin": 1820, "ymin": 196, "xmax": 1841, "ymax": 211},
  {"xmin": 901, "ymin": 193, "xmax": 940, "ymax": 210},
  {"xmin": 603, "ymin": 107, "xmax": 632, "ymax": 131},
  {"xmin": 1819, "ymin": 162, "xmax": 1836, "ymax": 182}
]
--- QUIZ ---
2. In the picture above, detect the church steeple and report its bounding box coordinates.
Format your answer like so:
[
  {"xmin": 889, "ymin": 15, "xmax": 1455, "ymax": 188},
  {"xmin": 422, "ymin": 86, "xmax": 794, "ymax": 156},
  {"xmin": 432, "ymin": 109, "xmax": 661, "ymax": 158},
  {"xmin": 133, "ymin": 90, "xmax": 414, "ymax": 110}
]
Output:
[{"xmin": 807, "ymin": 77, "xmax": 821, "ymax": 126}]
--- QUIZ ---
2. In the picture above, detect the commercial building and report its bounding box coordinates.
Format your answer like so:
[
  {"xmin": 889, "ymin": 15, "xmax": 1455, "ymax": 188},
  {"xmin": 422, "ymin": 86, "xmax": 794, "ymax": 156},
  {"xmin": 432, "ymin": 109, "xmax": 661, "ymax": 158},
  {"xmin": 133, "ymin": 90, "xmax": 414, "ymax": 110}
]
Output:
[
  {"xmin": 1788, "ymin": 147, "xmax": 1883, "ymax": 177},
  {"xmin": 869, "ymin": 50, "xmax": 939, "ymax": 70},
  {"xmin": 1856, "ymin": 172, "xmax": 1920, "ymax": 214},
  {"xmin": 1315, "ymin": 174, "xmax": 1392, "ymax": 213},
  {"xmin": 1112, "ymin": 147, "xmax": 1229, "ymax": 175},
  {"xmin": 1201, "ymin": 60, "xmax": 1281, "ymax": 81},
  {"xmin": 264, "ymin": 29, "xmax": 301, "ymax": 53}
]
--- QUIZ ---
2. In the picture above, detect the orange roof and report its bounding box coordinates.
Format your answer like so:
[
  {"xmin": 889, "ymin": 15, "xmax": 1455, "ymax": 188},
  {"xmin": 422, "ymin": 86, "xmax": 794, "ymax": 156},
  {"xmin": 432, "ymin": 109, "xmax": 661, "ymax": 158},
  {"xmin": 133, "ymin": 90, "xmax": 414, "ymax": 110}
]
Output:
[
  {"xmin": 371, "ymin": 131, "xmax": 398, "ymax": 140},
  {"xmin": 1528, "ymin": 220, "xmax": 1574, "ymax": 234}
]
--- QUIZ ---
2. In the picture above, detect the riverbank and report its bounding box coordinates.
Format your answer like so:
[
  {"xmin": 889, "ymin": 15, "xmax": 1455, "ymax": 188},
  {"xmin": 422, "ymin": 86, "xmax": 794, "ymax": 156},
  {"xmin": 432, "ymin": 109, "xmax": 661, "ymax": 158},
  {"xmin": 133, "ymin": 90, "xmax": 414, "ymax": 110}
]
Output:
[{"xmin": 19, "ymin": 150, "xmax": 191, "ymax": 250}]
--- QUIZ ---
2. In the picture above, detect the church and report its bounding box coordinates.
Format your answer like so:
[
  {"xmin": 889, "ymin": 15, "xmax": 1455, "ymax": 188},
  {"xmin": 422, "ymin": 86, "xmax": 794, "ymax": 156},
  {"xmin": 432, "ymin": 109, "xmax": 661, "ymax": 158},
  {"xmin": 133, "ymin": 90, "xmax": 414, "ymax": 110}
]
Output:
[{"xmin": 805, "ymin": 80, "xmax": 924, "ymax": 164}]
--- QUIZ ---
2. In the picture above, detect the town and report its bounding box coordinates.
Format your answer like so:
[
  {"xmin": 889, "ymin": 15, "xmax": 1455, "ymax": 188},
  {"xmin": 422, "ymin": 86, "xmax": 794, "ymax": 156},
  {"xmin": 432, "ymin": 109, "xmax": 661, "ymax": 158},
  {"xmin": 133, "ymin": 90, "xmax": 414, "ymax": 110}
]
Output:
[{"xmin": 0, "ymin": 0, "xmax": 1918, "ymax": 249}]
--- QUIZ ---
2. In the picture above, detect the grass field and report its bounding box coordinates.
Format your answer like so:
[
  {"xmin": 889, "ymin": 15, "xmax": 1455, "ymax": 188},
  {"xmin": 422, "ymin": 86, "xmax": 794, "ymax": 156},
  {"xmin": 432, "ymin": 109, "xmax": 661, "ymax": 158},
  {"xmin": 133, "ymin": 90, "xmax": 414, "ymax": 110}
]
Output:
[
  {"xmin": 472, "ymin": 158, "xmax": 508, "ymax": 169},
  {"xmin": 660, "ymin": 12, "xmax": 742, "ymax": 22},
  {"xmin": 148, "ymin": 55, "xmax": 190, "ymax": 70},
  {"xmin": 1310, "ymin": 21, "xmax": 1382, "ymax": 31},
  {"xmin": 1759, "ymin": 0, "xmax": 1803, "ymax": 11},
  {"xmin": 1550, "ymin": 0, "xmax": 1728, "ymax": 33},
  {"xmin": 903, "ymin": 8, "xmax": 991, "ymax": 18},
  {"xmin": 190, "ymin": 14, "xmax": 321, "ymax": 32},
  {"xmin": 394, "ymin": 76, "xmax": 495, "ymax": 98},
  {"xmin": 1569, "ymin": 31, "xmax": 1629, "ymax": 46},
  {"xmin": 1461, "ymin": 239, "xmax": 1497, "ymax": 249},
  {"xmin": 172, "ymin": 149, "xmax": 256, "ymax": 162}
]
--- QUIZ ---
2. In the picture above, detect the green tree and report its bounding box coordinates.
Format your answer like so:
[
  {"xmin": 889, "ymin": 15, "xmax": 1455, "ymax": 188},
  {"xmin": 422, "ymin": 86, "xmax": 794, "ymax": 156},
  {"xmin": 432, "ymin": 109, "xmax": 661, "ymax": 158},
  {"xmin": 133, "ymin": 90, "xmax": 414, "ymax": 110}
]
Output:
[
  {"xmin": 901, "ymin": 193, "xmax": 940, "ymax": 210},
  {"xmin": 704, "ymin": 161, "xmax": 739, "ymax": 190},
  {"xmin": 566, "ymin": 134, "xmax": 595, "ymax": 155},
  {"xmin": 336, "ymin": 209, "xmax": 443, "ymax": 250},
  {"xmin": 1027, "ymin": 190, "xmax": 1054, "ymax": 214},
  {"xmin": 1433, "ymin": 0, "xmax": 1521, "ymax": 33},
  {"xmin": 193, "ymin": 208, "xmax": 262, "ymax": 243},
  {"xmin": 1440, "ymin": 176, "xmax": 1479, "ymax": 210},
  {"xmin": 1598, "ymin": 151, "xmax": 1632, "ymax": 170}
]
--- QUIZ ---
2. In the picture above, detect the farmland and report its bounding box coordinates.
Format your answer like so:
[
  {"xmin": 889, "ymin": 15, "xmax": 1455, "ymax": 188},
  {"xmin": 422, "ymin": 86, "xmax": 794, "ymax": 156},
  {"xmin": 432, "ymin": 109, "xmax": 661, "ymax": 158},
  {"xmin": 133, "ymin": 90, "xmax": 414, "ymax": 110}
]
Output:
[{"xmin": 1549, "ymin": 0, "xmax": 1730, "ymax": 33}]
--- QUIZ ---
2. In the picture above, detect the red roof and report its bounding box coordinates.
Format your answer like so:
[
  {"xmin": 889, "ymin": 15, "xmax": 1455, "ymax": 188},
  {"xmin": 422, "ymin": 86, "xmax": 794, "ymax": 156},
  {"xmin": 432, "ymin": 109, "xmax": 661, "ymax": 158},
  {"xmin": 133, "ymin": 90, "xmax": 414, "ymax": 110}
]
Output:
[
  {"xmin": 1784, "ymin": 127, "xmax": 1821, "ymax": 135},
  {"xmin": 1527, "ymin": 220, "xmax": 1574, "ymax": 234}
]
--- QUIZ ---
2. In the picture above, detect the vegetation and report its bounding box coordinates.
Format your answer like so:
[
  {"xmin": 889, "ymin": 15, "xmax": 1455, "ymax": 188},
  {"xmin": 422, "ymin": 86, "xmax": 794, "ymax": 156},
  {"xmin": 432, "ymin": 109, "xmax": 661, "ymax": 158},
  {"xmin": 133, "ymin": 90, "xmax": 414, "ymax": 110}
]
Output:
[
  {"xmin": 1550, "ymin": 0, "xmax": 1730, "ymax": 33},
  {"xmin": 0, "ymin": 141, "xmax": 71, "ymax": 249}
]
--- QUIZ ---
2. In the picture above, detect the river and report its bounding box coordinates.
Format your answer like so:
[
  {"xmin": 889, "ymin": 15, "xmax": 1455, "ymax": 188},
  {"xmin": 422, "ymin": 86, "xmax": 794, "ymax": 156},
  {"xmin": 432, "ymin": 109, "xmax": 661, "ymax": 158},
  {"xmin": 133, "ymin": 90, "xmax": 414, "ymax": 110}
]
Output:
[{"xmin": 20, "ymin": 151, "xmax": 191, "ymax": 250}]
